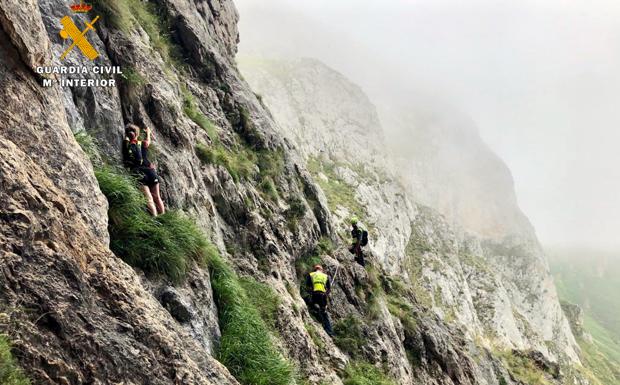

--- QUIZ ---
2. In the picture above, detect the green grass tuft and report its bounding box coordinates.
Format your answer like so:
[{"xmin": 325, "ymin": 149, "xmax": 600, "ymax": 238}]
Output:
[
  {"xmin": 257, "ymin": 149, "xmax": 285, "ymax": 179},
  {"xmin": 195, "ymin": 143, "xmax": 255, "ymax": 183},
  {"xmin": 357, "ymin": 266, "xmax": 384, "ymax": 319},
  {"xmin": 495, "ymin": 350, "xmax": 552, "ymax": 385},
  {"xmin": 74, "ymin": 130, "xmax": 102, "ymax": 165},
  {"xmin": 0, "ymin": 335, "xmax": 30, "ymax": 385},
  {"xmin": 195, "ymin": 143, "xmax": 219, "ymax": 164},
  {"xmin": 121, "ymin": 66, "xmax": 145, "ymax": 86},
  {"xmin": 256, "ymin": 150, "xmax": 285, "ymax": 200},
  {"xmin": 187, "ymin": 96, "xmax": 285, "ymax": 192},
  {"xmin": 240, "ymin": 277, "xmax": 281, "ymax": 331},
  {"xmin": 285, "ymin": 196, "xmax": 306, "ymax": 221},
  {"xmin": 195, "ymin": 140, "xmax": 285, "ymax": 192},
  {"xmin": 343, "ymin": 361, "xmax": 395, "ymax": 385},
  {"xmin": 304, "ymin": 322, "xmax": 326, "ymax": 352},
  {"xmin": 333, "ymin": 315, "xmax": 365, "ymax": 359},
  {"xmin": 386, "ymin": 295, "xmax": 417, "ymax": 333},
  {"xmin": 182, "ymin": 89, "xmax": 218, "ymax": 139},
  {"xmin": 95, "ymin": 166, "xmax": 208, "ymax": 282},
  {"xmin": 316, "ymin": 237, "xmax": 334, "ymax": 255},
  {"xmin": 307, "ymin": 157, "xmax": 368, "ymax": 226},
  {"xmin": 259, "ymin": 177, "xmax": 279, "ymax": 201},
  {"xmin": 92, "ymin": 0, "xmax": 184, "ymax": 67},
  {"xmin": 206, "ymin": 252, "xmax": 294, "ymax": 385}
]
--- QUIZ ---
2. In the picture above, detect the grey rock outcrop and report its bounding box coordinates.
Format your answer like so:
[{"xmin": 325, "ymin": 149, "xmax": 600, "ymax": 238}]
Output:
[
  {"xmin": 561, "ymin": 301, "xmax": 591, "ymax": 341},
  {"xmin": 0, "ymin": 2, "xmax": 242, "ymax": 384},
  {"xmin": 240, "ymin": 57, "xmax": 584, "ymax": 378},
  {"xmin": 0, "ymin": 1, "xmax": 589, "ymax": 385}
]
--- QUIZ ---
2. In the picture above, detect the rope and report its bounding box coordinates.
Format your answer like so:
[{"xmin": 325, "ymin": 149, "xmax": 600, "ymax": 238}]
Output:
[{"xmin": 330, "ymin": 264, "xmax": 340, "ymax": 287}]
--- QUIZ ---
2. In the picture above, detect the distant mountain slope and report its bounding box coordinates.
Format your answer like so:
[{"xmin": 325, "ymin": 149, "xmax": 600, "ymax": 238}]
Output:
[
  {"xmin": 549, "ymin": 248, "xmax": 620, "ymax": 384},
  {"xmin": 376, "ymin": 95, "xmax": 536, "ymax": 243},
  {"xmin": 239, "ymin": 56, "xmax": 584, "ymax": 376},
  {"xmin": 549, "ymin": 248, "xmax": 620, "ymax": 339}
]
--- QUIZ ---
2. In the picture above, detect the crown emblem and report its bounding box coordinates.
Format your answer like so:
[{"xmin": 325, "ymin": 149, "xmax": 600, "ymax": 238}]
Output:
[{"xmin": 70, "ymin": 1, "xmax": 92, "ymax": 13}]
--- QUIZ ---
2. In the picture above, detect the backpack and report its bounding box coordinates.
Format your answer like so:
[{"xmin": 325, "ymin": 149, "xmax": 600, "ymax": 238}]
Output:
[
  {"xmin": 124, "ymin": 140, "xmax": 143, "ymax": 168},
  {"xmin": 361, "ymin": 230, "xmax": 369, "ymax": 246}
]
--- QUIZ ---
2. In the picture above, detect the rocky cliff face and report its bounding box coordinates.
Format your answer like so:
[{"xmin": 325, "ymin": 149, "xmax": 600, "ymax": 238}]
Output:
[
  {"xmin": 378, "ymin": 100, "xmax": 536, "ymax": 243},
  {"xmin": 0, "ymin": 2, "xmax": 239, "ymax": 383},
  {"xmin": 0, "ymin": 1, "xmax": 589, "ymax": 385},
  {"xmin": 239, "ymin": 57, "xmax": 586, "ymax": 379}
]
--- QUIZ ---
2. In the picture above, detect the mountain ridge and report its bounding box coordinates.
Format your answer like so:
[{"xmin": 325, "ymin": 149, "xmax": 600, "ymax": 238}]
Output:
[{"xmin": 0, "ymin": 1, "xmax": 597, "ymax": 384}]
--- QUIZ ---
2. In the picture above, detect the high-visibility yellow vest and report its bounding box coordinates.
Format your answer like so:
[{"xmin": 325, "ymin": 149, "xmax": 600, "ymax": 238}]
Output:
[{"xmin": 310, "ymin": 271, "xmax": 328, "ymax": 293}]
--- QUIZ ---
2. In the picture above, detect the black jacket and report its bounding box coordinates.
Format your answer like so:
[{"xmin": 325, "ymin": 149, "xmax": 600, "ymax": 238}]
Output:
[{"xmin": 123, "ymin": 139, "xmax": 152, "ymax": 171}]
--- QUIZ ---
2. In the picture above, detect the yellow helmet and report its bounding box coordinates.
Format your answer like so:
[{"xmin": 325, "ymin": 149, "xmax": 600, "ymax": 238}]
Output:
[{"xmin": 350, "ymin": 216, "xmax": 359, "ymax": 225}]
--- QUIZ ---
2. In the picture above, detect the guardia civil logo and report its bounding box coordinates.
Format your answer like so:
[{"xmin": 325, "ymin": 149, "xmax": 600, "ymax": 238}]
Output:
[{"xmin": 59, "ymin": 1, "xmax": 99, "ymax": 60}]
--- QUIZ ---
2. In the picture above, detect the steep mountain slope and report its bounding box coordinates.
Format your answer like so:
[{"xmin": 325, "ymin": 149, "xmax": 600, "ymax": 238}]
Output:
[
  {"xmin": 0, "ymin": 1, "xmax": 592, "ymax": 385},
  {"xmin": 377, "ymin": 98, "xmax": 535, "ymax": 242},
  {"xmin": 549, "ymin": 249, "xmax": 620, "ymax": 339},
  {"xmin": 549, "ymin": 248, "xmax": 620, "ymax": 384},
  {"xmin": 239, "ymin": 57, "xmax": 588, "ymax": 380}
]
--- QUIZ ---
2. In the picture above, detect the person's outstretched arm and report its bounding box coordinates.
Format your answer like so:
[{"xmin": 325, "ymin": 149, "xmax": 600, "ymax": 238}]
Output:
[{"xmin": 143, "ymin": 126, "xmax": 151, "ymax": 147}]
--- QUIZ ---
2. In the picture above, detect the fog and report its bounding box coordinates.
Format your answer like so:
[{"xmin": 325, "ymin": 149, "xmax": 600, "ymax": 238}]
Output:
[{"xmin": 235, "ymin": 0, "xmax": 620, "ymax": 251}]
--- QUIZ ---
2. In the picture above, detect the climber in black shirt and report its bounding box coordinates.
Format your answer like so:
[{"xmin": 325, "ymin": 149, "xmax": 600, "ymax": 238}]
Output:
[
  {"xmin": 122, "ymin": 123, "xmax": 165, "ymax": 216},
  {"xmin": 349, "ymin": 217, "xmax": 368, "ymax": 266}
]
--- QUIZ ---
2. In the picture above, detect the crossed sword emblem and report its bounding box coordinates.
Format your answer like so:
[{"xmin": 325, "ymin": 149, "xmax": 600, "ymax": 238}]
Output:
[{"xmin": 59, "ymin": 15, "xmax": 100, "ymax": 60}]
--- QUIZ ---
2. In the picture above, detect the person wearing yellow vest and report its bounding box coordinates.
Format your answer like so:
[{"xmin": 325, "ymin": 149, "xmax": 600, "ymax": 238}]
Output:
[{"xmin": 306, "ymin": 265, "xmax": 333, "ymax": 336}]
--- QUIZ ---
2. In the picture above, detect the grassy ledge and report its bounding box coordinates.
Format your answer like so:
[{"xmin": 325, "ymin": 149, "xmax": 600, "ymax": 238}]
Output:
[
  {"xmin": 195, "ymin": 135, "xmax": 284, "ymax": 198},
  {"xmin": 182, "ymin": 88, "xmax": 218, "ymax": 139},
  {"xmin": 306, "ymin": 157, "xmax": 372, "ymax": 232},
  {"xmin": 77, "ymin": 129, "xmax": 294, "ymax": 385},
  {"xmin": 239, "ymin": 277, "xmax": 281, "ymax": 331},
  {"xmin": 0, "ymin": 335, "xmax": 30, "ymax": 385},
  {"xmin": 206, "ymin": 252, "xmax": 294, "ymax": 385},
  {"xmin": 333, "ymin": 315, "xmax": 365, "ymax": 359},
  {"xmin": 343, "ymin": 361, "xmax": 395, "ymax": 385},
  {"xmin": 494, "ymin": 350, "xmax": 552, "ymax": 385},
  {"xmin": 95, "ymin": 166, "xmax": 208, "ymax": 283},
  {"xmin": 76, "ymin": 130, "xmax": 209, "ymax": 283},
  {"xmin": 195, "ymin": 142, "xmax": 255, "ymax": 183},
  {"xmin": 96, "ymin": 165, "xmax": 295, "ymax": 384},
  {"xmin": 92, "ymin": 0, "xmax": 184, "ymax": 68}
]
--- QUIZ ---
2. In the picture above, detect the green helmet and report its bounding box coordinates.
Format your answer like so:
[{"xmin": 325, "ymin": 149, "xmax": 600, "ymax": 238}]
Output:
[{"xmin": 350, "ymin": 216, "xmax": 359, "ymax": 225}]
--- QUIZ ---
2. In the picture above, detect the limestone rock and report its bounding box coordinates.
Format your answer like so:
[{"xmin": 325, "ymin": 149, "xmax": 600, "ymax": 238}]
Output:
[
  {"xmin": 240, "ymin": 56, "xmax": 585, "ymax": 381},
  {"xmin": 0, "ymin": 0, "xmax": 590, "ymax": 384}
]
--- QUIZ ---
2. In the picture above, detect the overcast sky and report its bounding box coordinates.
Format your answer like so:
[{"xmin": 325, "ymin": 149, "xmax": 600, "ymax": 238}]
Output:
[{"xmin": 235, "ymin": 0, "xmax": 620, "ymax": 251}]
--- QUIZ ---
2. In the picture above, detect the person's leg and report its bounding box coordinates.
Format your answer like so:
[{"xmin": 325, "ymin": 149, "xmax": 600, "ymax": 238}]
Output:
[
  {"xmin": 323, "ymin": 314, "xmax": 333, "ymax": 336},
  {"xmin": 141, "ymin": 185, "xmax": 157, "ymax": 216},
  {"xmin": 318, "ymin": 297, "xmax": 333, "ymax": 336},
  {"xmin": 149, "ymin": 183, "xmax": 165, "ymax": 215},
  {"xmin": 354, "ymin": 245, "xmax": 363, "ymax": 266},
  {"xmin": 310, "ymin": 292, "xmax": 321, "ymax": 317}
]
